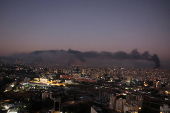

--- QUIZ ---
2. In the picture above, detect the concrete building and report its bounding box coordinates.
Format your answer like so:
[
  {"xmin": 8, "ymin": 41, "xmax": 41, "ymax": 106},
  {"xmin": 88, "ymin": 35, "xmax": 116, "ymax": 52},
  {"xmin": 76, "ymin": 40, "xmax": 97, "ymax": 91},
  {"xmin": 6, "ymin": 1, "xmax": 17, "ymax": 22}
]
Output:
[
  {"xmin": 40, "ymin": 78, "xmax": 48, "ymax": 83},
  {"xmin": 153, "ymin": 80, "xmax": 161, "ymax": 89},
  {"xmin": 136, "ymin": 95, "xmax": 142, "ymax": 107},
  {"xmin": 34, "ymin": 78, "xmax": 40, "ymax": 82},
  {"xmin": 115, "ymin": 98, "xmax": 126, "ymax": 112},
  {"xmin": 162, "ymin": 78, "xmax": 168, "ymax": 84},
  {"xmin": 54, "ymin": 98, "xmax": 61, "ymax": 112},
  {"xmin": 7, "ymin": 109, "xmax": 17, "ymax": 113},
  {"xmin": 126, "ymin": 94, "xmax": 131, "ymax": 104},
  {"xmin": 124, "ymin": 104, "xmax": 138, "ymax": 113},
  {"xmin": 91, "ymin": 105, "xmax": 102, "ymax": 113},
  {"xmin": 24, "ymin": 77, "xmax": 30, "ymax": 83},
  {"xmin": 65, "ymin": 80, "xmax": 73, "ymax": 84},
  {"xmin": 126, "ymin": 94, "xmax": 142, "ymax": 108},
  {"xmin": 160, "ymin": 104, "xmax": 170, "ymax": 113},
  {"xmin": 109, "ymin": 95, "xmax": 116, "ymax": 109},
  {"xmin": 125, "ymin": 76, "xmax": 131, "ymax": 86},
  {"xmin": 156, "ymin": 81, "xmax": 162, "ymax": 89},
  {"xmin": 99, "ymin": 88, "xmax": 108, "ymax": 103},
  {"xmin": 42, "ymin": 92, "xmax": 52, "ymax": 99}
]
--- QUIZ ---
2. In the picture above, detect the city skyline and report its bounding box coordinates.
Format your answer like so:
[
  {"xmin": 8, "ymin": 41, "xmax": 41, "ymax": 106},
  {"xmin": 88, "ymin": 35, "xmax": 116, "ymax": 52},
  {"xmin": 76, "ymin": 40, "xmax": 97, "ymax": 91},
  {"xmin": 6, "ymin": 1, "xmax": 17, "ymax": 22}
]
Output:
[{"xmin": 0, "ymin": 0, "xmax": 170, "ymax": 68}]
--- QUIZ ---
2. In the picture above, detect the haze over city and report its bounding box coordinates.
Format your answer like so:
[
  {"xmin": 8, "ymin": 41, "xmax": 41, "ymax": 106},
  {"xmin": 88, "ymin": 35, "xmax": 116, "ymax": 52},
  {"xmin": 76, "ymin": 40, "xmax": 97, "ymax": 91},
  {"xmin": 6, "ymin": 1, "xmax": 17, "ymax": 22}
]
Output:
[
  {"xmin": 0, "ymin": 0, "xmax": 170, "ymax": 68},
  {"xmin": 1, "ymin": 1, "xmax": 170, "ymax": 113}
]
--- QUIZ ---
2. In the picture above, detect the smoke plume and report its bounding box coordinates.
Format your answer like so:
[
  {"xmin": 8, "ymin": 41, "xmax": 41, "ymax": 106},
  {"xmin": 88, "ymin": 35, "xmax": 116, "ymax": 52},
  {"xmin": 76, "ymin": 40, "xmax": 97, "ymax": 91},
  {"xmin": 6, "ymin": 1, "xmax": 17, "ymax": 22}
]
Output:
[{"xmin": 10, "ymin": 49, "xmax": 160, "ymax": 68}]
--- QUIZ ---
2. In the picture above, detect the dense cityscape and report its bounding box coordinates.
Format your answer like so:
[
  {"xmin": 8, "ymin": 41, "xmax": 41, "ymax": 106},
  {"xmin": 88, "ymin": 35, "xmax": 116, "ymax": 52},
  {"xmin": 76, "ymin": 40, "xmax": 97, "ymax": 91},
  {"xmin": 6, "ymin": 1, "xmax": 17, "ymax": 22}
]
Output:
[
  {"xmin": 1, "ymin": 0, "xmax": 170, "ymax": 113},
  {"xmin": 0, "ymin": 57, "xmax": 170, "ymax": 113}
]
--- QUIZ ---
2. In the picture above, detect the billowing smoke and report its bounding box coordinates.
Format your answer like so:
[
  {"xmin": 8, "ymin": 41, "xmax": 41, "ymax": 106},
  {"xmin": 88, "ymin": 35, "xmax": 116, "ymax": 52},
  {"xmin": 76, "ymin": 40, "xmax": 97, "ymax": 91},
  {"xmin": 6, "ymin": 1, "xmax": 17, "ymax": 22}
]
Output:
[
  {"xmin": 10, "ymin": 49, "xmax": 160, "ymax": 68},
  {"xmin": 67, "ymin": 49, "xmax": 160, "ymax": 68},
  {"xmin": 151, "ymin": 54, "xmax": 160, "ymax": 68}
]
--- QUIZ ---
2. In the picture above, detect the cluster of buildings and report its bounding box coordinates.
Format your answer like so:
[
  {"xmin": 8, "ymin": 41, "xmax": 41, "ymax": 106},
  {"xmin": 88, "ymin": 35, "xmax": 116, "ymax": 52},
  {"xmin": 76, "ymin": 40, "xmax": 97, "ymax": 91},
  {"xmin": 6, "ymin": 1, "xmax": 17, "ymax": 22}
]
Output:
[{"xmin": 1, "ymin": 61, "xmax": 170, "ymax": 113}]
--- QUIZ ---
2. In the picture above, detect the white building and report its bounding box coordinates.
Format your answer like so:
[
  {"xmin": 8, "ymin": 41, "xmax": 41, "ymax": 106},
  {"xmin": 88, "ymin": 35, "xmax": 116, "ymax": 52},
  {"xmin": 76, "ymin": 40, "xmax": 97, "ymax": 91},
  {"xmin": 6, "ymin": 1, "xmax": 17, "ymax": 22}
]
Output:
[
  {"xmin": 65, "ymin": 80, "xmax": 73, "ymax": 84},
  {"xmin": 160, "ymin": 104, "xmax": 170, "ymax": 113},
  {"xmin": 91, "ymin": 105, "xmax": 102, "ymax": 113},
  {"xmin": 40, "ymin": 78, "xmax": 48, "ymax": 83},
  {"xmin": 7, "ymin": 109, "xmax": 17, "ymax": 113}
]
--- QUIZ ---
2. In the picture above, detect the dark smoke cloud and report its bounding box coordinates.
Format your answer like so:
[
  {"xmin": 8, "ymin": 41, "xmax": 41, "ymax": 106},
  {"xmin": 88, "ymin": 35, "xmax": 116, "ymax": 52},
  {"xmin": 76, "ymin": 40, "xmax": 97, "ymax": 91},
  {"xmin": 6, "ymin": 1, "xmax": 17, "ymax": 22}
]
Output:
[
  {"xmin": 10, "ymin": 49, "xmax": 160, "ymax": 68},
  {"xmin": 151, "ymin": 54, "xmax": 160, "ymax": 68},
  {"xmin": 113, "ymin": 51, "xmax": 129, "ymax": 60},
  {"xmin": 68, "ymin": 49, "xmax": 86, "ymax": 62},
  {"xmin": 131, "ymin": 49, "xmax": 141, "ymax": 60}
]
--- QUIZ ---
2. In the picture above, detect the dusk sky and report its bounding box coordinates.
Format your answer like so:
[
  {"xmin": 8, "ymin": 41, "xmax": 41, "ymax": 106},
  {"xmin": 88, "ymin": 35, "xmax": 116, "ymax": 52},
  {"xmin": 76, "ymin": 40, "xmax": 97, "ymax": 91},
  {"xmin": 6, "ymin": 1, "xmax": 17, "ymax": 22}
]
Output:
[{"xmin": 0, "ymin": 0, "xmax": 170, "ymax": 64}]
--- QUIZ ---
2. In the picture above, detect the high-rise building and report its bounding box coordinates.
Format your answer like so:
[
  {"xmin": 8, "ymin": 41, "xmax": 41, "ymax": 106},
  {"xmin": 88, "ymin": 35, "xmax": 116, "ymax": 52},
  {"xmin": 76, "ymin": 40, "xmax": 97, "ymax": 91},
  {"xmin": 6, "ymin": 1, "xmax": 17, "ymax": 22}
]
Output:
[
  {"xmin": 99, "ymin": 88, "xmax": 108, "ymax": 103},
  {"xmin": 160, "ymin": 104, "xmax": 170, "ymax": 113},
  {"xmin": 126, "ymin": 94, "xmax": 131, "ymax": 104},
  {"xmin": 53, "ymin": 98, "xmax": 61, "ymax": 112},
  {"xmin": 136, "ymin": 95, "xmax": 142, "ymax": 108},
  {"xmin": 125, "ymin": 76, "xmax": 131, "ymax": 86},
  {"xmin": 153, "ymin": 80, "xmax": 161, "ymax": 89},
  {"xmin": 109, "ymin": 95, "xmax": 116, "ymax": 109},
  {"xmin": 124, "ymin": 104, "xmax": 139, "ymax": 113},
  {"xmin": 115, "ymin": 98, "xmax": 126, "ymax": 112}
]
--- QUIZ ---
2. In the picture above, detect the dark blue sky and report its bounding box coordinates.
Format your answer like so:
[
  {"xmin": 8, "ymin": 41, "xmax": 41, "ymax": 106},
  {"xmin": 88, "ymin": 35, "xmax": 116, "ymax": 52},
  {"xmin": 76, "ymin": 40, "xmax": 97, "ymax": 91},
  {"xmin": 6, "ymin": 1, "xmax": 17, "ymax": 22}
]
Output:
[{"xmin": 0, "ymin": 0, "xmax": 170, "ymax": 62}]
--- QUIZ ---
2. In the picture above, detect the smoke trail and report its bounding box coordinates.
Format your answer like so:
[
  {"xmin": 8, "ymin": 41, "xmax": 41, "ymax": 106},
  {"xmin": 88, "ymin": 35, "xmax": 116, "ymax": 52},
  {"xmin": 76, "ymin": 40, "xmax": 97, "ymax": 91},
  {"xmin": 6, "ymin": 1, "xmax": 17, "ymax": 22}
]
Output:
[{"xmin": 10, "ymin": 49, "xmax": 161, "ymax": 68}]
